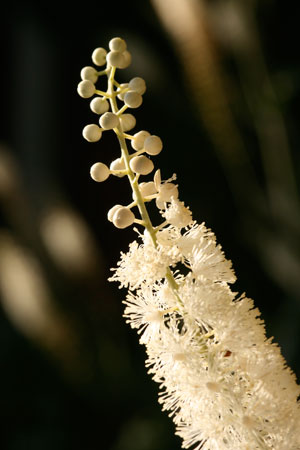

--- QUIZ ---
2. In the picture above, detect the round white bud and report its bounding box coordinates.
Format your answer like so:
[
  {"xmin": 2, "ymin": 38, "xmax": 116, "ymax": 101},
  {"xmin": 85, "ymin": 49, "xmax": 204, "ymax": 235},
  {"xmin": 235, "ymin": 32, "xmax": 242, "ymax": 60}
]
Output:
[
  {"xmin": 131, "ymin": 130, "xmax": 150, "ymax": 151},
  {"xmin": 139, "ymin": 181, "xmax": 157, "ymax": 197},
  {"xmin": 92, "ymin": 47, "xmax": 107, "ymax": 66},
  {"xmin": 82, "ymin": 124, "xmax": 102, "ymax": 142},
  {"xmin": 110, "ymin": 157, "xmax": 126, "ymax": 177},
  {"xmin": 106, "ymin": 51, "xmax": 126, "ymax": 69},
  {"xmin": 80, "ymin": 66, "xmax": 98, "ymax": 84},
  {"xmin": 124, "ymin": 91, "xmax": 143, "ymax": 109},
  {"xmin": 77, "ymin": 80, "xmax": 95, "ymax": 98},
  {"xmin": 130, "ymin": 155, "xmax": 154, "ymax": 175},
  {"xmin": 128, "ymin": 77, "xmax": 146, "ymax": 95},
  {"xmin": 109, "ymin": 37, "xmax": 127, "ymax": 52},
  {"xmin": 144, "ymin": 135, "xmax": 163, "ymax": 155},
  {"xmin": 120, "ymin": 114, "xmax": 136, "ymax": 132},
  {"xmin": 90, "ymin": 162, "xmax": 110, "ymax": 182},
  {"xmin": 112, "ymin": 207, "xmax": 135, "ymax": 229},
  {"xmin": 99, "ymin": 112, "xmax": 119, "ymax": 129},
  {"xmin": 119, "ymin": 50, "xmax": 132, "ymax": 69},
  {"xmin": 107, "ymin": 204, "xmax": 122, "ymax": 222},
  {"xmin": 117, "ymin": 83, "xmax": 129, "ymax": 100},
  {"xmin": 158, "ymin": 183, "xmax": 178, "ymax": 201},
  {"xmin": 90, "ymin": 97, "xmax": 109, "ymax": 114}
]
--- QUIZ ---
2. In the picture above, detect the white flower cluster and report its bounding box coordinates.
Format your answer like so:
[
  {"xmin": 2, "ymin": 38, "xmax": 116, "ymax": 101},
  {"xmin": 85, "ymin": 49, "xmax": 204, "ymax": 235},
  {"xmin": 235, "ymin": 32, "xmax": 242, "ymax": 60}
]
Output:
[
  {"xmin": 112, "ymin": 220, "xmax": 300, "ymax": 449},
  {"xmin": 78, "ymin": 37, "xmax": 300, "ymax": 450}
]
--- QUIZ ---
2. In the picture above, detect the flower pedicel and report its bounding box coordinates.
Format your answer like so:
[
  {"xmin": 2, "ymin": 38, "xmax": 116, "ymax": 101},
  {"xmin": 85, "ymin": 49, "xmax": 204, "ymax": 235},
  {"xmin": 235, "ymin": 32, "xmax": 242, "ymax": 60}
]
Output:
[{"xmin": 77, "ymin": 37, "xmax": 300, "ymax": 450}]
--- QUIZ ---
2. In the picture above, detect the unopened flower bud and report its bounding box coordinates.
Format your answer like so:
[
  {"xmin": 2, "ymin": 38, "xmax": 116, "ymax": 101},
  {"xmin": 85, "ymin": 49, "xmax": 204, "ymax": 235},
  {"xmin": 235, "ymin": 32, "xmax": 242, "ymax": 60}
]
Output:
[
  {"xmin": 117, "ymin": 83, "xmax": 129, "ymax": 100},
  {"xmin": 107, "ymin": 204, "xmax": 122, "ymax": 222},
  {"xmin": 120, "ymin": 114, "xmax": 136, "ymax": 132},
  {"xmin": 77, "ymin": 80, "xmax": 95, "ymax": 98},
  {"xmin": 139, "ymin": 181, "xmax": 157, "ymax": 197},
  {"xmin": 91, "ymin": 47, "xmax": 107, "ymax": 66},
  {"xmin": 130, "ymin": 155, "xmax": 154, "ymax": 175},
  {"xmin": 99, "ymin": 112, "xmax": 119, "ymax": 129},
  {"xmin": 144, "ymin": 135, "xmax": 163, "ymax": 155},
  {"xmin": 131, "ymin": 131, "xmax": 150, "ymax": 151},
  {"xmin": 90, "ymin": 162, "xmax": 110, "ymax": 182},
  {"xmin": 82, "ymin": 124, "xmax": 102, "ymax": 142},
  {"xmin": 107, "ymin": 51, "xmax": 126, "ymax": 69},
  {"xmin": 112, "ymin": 207, "xmax": 135, "ymax": 229},
  {"xmin": 90, "ymin": 97, "xmax": 110, "ymax": 114},
  {"xmin": 128, "ymin": 77, "xmax": 146, "ymax": 95},
  {"xmin": 110, "ymin": 158, "xmax": 126, "ymax": 177},
  {"xmin": 80, "ymin": 66, "xmax": 98, "ymax": 84},
  {"xmin": 124, "ymin": 90, "xmax": 143, "ymax": 109},
  {"xmin": 109, "ymin": 37, "xmax": 127, "ymax": 53},
  {"xmin": 119, "ymin": 50, "xmax": 131, "ymax": 69}
]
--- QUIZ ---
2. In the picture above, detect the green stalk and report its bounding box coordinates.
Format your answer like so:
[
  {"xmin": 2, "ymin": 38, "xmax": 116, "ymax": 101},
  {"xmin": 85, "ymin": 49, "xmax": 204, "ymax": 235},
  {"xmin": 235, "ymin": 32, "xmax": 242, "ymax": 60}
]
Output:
[{"xmin": 107, "ymin": 66, "xmax": 180, "ymax": 297}]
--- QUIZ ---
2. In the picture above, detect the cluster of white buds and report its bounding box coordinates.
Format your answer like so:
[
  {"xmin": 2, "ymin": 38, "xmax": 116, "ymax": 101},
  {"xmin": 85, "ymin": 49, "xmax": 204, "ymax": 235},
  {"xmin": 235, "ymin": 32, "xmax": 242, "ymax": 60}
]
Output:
[
  {"xmin": 77, "ymin": 37, "xmax": 174, "ymax": 230},
  {"xmin": 78, "ymin": 38, "xmax": 300, "ymax": 450}
]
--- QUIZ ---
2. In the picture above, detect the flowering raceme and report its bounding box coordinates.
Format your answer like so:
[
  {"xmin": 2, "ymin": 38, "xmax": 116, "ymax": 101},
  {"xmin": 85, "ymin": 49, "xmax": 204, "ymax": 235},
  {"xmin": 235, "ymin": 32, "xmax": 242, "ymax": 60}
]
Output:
[{"xmin": 77, "ymin": 37, "xmax": 300, "ymax": 450}]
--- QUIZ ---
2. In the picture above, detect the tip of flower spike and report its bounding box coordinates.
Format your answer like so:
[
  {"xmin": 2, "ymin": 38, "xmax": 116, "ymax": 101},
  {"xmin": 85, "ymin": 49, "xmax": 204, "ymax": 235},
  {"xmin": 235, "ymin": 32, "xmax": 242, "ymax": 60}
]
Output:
[
  {"xmin": 106, "ymin": 37, "xmax": 131, "ymax": 69},
  {"xmin": 109, "ymin": 37, "xmax": 127, "ymax": 52},
  {"xmin": 106, "ymin": 51, "xmax": 126, "ymax": 69}
]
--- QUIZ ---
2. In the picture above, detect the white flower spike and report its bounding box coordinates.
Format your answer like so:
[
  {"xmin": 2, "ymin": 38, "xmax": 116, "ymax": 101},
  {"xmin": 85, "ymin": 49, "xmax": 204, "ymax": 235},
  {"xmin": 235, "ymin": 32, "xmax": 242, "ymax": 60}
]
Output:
[{"xmin": 77, "ymin": 37, "xmax": 300, "ymax": 450}]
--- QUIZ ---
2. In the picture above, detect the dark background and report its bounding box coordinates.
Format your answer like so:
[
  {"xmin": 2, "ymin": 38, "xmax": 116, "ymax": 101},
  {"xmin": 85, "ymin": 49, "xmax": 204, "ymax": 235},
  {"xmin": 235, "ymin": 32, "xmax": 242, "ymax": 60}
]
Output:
[{"xmin": 0, "ymin": 1, "xmax": 299, "ymax": 449}]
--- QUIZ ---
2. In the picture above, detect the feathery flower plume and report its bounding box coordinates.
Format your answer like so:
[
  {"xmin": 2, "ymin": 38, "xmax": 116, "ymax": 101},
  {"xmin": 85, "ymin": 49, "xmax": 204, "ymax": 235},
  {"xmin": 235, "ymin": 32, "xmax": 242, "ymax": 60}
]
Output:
[{"xmin": 77, "ymin": 37, "xmax": 300, "ymax": 450}]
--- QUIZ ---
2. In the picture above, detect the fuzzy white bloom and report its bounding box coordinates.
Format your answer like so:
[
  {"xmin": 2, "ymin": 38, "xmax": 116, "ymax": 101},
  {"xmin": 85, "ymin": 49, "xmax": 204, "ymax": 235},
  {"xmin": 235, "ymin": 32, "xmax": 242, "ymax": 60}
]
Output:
[
  {"xmin": 123, "ymin": 283, "xmax": 171, "ymax": 345},
  {"xmin": 162, "ymin": 198, "xmax": 193, "ymax": 228},
  {"xmin": 178, "ymin": 223, "xmax": 236, "ymax": 283},
  {"xmin": 111, "ymin": 217, "xmax": 300, "ymax": 449},
  {"xmin": 109, "ymin": 231, "xmax": 181, "ymax": 290}
]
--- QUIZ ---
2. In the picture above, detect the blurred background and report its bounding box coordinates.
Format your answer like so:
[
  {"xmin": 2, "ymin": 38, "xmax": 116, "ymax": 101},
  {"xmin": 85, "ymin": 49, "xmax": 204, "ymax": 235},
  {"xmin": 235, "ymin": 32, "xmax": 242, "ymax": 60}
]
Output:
[{"xmin": 0, "ymin": 0, "xmax": 299, "ymax": 449}]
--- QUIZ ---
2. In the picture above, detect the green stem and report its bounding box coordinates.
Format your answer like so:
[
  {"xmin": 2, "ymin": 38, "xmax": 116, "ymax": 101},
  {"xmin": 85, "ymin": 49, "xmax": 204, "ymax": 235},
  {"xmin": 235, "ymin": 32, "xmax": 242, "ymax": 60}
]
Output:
[
  {"xmin": 108, "ymin": 67, "xmax": 157, "ymax": 244},
  {"xmin": 107, "ymin": 67, "xmax": 181, "ymax": 299}
]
